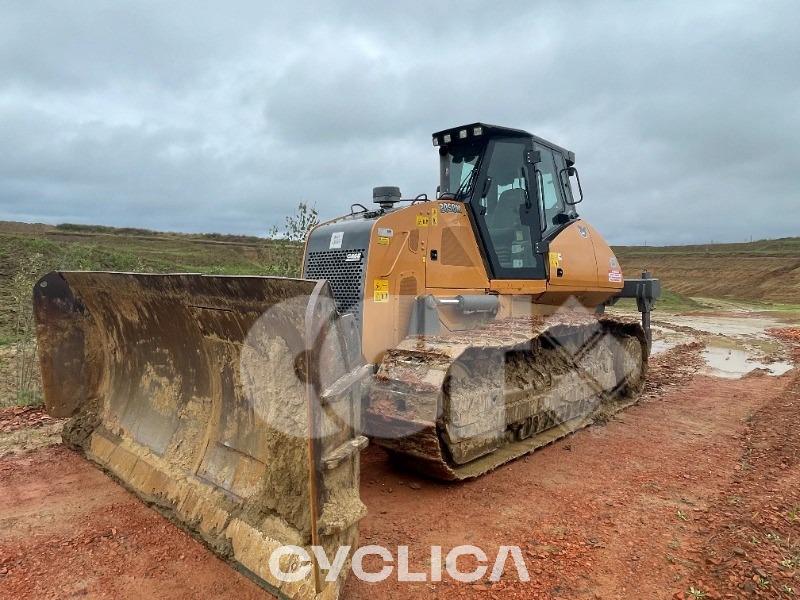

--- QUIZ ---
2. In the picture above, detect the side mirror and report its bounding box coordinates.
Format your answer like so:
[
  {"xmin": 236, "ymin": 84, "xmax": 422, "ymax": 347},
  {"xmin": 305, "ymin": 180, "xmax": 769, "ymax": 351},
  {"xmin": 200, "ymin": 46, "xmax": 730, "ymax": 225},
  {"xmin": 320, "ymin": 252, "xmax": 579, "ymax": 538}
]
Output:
[
  {"xmin": 526, "ymin": 150, "xmax": 541, "ymax": 164},
  {"xmin": 559, "ymin": 166, "xmax": 584, "ymax": 205}
]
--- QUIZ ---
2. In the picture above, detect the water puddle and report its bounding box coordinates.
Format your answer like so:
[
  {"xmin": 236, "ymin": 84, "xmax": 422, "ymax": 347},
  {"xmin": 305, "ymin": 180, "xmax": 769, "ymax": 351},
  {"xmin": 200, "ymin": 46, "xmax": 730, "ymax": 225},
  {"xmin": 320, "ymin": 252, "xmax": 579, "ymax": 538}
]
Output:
[
  {"xmin": 649, "ymin": 325, "xmax": 697, "ymax": 356},
  {"xmin": 617, "ymin": 308, "xmax": 795, "ymax": 376},
  {"xmin": 701, "ymin": 346, "xmax": 793, "ymax": 379},
  {"xmin": 650, "ymin": 339, "xmax": 675, "ymax": 355}
]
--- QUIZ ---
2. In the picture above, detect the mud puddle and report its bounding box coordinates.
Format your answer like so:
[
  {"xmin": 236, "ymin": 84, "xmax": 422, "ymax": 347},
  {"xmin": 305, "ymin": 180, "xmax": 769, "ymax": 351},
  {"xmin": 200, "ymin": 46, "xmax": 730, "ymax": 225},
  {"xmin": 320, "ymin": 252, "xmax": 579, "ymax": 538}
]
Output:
[
  {"xmin": 649, "ymin": 324, "xmax": 697, "ymax": 356},
  {"xmin": 701, "ymin": 345, "xmax": 793, "ymax": 378},
  {"xmin": 619, "ymin": 309, "xmax": 796, "ymax": 378}
]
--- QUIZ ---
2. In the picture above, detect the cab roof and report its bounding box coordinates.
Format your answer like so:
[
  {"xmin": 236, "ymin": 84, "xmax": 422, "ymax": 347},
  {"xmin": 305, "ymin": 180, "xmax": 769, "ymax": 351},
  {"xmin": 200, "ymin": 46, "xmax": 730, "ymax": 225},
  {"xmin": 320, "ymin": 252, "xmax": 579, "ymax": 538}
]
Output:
[{"xmin": 432, "ymin": 122, "xmax": 575, "ymax": 164}]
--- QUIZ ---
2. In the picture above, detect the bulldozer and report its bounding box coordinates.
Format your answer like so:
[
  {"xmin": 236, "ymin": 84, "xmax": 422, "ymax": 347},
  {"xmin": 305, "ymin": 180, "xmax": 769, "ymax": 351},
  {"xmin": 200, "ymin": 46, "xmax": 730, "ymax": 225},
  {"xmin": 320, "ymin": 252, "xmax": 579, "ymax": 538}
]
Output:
[{"xmin": 34, "ymin": 123, "xmax": 660, "ymax": 598}]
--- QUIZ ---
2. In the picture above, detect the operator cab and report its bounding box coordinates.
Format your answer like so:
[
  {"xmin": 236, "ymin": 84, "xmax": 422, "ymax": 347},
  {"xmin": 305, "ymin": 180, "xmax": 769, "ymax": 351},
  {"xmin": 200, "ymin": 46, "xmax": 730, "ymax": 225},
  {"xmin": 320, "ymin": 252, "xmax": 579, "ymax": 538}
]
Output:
[{"xmin": 433, "ymin": 123, "xmax": 581, "ymax": 280}]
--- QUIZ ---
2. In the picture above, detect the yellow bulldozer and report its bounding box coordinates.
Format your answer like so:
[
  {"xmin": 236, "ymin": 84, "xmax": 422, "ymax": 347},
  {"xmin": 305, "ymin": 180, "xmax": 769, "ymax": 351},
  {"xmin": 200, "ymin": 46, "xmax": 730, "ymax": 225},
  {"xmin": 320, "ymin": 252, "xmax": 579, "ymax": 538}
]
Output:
[{"xmin": 34, "ymin": 123, "xmax": 660, "ymax": 598}]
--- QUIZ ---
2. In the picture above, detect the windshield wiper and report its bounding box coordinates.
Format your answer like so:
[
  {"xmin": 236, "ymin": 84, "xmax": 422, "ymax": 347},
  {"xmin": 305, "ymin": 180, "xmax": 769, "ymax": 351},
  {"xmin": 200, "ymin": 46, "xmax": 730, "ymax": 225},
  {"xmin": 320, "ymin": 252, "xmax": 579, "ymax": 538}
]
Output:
[
  {"xmin": 454, "ymin": 157, "xmax": 482, "ymax": 200},
  {"xmin": 454, "ymin": 169, "xmax": 476, "ymax": 199}
]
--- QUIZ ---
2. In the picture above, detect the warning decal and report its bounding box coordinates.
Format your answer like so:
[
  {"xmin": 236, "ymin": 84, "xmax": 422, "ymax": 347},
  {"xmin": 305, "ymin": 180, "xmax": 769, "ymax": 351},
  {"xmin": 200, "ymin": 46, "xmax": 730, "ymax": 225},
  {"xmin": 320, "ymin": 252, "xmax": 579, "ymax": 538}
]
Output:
[
  {"xmin": 373, "ymin": 279, "xmax": 390, "ymax": 302},
  {"xmin": 608, "ymin": 270, "xmax": 623, "ymax": 283}
]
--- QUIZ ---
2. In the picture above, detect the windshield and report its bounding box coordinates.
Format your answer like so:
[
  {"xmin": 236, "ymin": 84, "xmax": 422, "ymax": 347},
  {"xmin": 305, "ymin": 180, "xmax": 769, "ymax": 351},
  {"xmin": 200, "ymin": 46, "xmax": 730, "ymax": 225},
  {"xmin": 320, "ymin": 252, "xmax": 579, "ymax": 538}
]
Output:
[{"xmin": 442, "ymin": 144, "xmax": 482, "ymax": 198}]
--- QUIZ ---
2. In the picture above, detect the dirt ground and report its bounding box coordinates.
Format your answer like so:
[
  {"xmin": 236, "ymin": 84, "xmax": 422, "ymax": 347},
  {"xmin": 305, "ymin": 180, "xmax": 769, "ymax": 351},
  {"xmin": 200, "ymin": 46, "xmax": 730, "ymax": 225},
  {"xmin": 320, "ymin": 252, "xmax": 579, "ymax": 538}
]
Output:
[{"xmin": 0, "ymin": 318, "xmax": 798, "ymax": 599}]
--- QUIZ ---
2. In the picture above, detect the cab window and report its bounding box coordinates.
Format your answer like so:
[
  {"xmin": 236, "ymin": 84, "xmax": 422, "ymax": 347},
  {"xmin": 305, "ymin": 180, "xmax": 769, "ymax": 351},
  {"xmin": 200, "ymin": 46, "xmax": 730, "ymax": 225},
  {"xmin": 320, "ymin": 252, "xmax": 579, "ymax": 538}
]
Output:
[
  {"xmin": 472, "ymin": 139, "xmax": 543, "ymax": 277},
  {"xmin": 534, "ymin": 144, "xmax": 568, "ymax": 238},
  {"xmin": 552, "ymin": 151, "xmax": 579, "ymax": 210}
]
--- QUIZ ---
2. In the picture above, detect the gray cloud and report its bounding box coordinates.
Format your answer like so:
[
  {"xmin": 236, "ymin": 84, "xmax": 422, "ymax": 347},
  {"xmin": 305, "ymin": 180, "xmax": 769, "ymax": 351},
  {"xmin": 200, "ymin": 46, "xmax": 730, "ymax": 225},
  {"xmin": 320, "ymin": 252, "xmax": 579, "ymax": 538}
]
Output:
[{"xmin": 1, "ymin": 0, "xmax": 798, "ymax": 243}]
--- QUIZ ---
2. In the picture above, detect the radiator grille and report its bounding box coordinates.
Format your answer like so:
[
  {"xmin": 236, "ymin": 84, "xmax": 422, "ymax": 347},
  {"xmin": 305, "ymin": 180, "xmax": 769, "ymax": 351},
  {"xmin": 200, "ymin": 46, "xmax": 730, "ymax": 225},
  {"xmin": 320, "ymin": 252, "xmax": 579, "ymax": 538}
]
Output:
[{"xmin": 304, "ymin": 249, "xmax": 367, "ymax": 323}]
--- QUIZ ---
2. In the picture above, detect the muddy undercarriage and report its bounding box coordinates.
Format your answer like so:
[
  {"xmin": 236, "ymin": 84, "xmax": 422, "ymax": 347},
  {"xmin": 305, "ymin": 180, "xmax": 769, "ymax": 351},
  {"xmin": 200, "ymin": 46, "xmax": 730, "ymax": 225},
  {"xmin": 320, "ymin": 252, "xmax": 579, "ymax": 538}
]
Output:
[{"xmin": 367, "ymin": 315, "xmax": 647, "ymax": 480}]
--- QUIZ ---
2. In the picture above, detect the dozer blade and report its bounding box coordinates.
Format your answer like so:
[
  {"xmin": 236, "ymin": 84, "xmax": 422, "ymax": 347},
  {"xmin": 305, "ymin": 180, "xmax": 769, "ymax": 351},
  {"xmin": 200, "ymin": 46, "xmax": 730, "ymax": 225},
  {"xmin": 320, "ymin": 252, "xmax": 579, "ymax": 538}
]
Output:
[{"xmin": 33, "ymin": 272, "xmax": 368, "ymax": 599}]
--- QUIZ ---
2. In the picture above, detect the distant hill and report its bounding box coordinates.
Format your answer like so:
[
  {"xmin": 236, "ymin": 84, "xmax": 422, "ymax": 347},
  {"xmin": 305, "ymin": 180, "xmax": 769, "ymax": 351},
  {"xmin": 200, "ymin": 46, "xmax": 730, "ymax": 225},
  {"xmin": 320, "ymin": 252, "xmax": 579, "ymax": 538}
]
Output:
[{"xmin": 615, "ymin": 238, "xmax": 800, "ymax": 304}]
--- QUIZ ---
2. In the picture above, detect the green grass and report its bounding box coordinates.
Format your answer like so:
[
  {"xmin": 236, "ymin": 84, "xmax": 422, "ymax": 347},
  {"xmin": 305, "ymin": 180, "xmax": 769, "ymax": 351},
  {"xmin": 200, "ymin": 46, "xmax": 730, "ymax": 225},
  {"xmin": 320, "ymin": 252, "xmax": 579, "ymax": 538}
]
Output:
[
  {"xmin": 55, "ymin": 222, "xmax": 270, "ymax": 244},
  {"xmin": 15, "ymin": 389, "xmax": 43, "ymax": 407},
  {"xmin": 613, "ymin": 289, "xmax": 704, "ymax": 313},
  {"xmin": 614, "ymin": 236, "xmax": 800, "ymax": 258}
]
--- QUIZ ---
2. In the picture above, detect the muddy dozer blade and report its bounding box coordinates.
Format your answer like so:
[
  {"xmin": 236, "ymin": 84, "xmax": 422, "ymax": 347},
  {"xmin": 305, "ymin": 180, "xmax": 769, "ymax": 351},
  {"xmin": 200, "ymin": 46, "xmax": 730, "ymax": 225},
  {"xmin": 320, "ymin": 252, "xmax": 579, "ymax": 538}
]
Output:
[{"xmin": 33, "ymin": 272, "xmax": 368, "ymax": 599}]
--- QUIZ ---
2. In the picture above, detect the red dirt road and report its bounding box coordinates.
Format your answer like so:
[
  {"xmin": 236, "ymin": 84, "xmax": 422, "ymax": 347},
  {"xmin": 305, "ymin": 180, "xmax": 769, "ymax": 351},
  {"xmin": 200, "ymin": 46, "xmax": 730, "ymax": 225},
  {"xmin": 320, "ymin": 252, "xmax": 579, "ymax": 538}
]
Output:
[
  {"xmin": 0, "ymin": 446, "xmax": 264, "ymax": 599},
  {"xmin": 1, "ymin": 339, "xmax": 798, "ymax": 599},
  {"xmin": 344, "ymin": 358, "xmax": 798, "ymax": 599}
]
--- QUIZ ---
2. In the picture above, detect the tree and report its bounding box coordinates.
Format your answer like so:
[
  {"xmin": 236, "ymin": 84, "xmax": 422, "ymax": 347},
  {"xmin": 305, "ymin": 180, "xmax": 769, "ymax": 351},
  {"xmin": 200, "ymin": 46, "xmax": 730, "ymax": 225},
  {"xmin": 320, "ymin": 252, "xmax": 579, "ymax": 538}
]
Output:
[{"xmin": 269, "ymin": 202, "xmax": 319, "ymax": 241}]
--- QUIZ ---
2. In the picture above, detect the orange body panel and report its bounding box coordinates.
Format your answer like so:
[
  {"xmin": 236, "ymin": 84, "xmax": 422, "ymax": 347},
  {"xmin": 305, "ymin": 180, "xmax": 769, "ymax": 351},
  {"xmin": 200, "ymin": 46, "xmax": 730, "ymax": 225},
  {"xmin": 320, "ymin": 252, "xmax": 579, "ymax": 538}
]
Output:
[
  {"xmin": 424, "ymin": 203, "xmax": 490, "ymax": 290},
  {"xmin": 313, "ymin": 203, "xmax": 625, "ymax": 363},
  {"xmin": 540, "ymin": 220, "xmax": 624, "ymax": 307}
]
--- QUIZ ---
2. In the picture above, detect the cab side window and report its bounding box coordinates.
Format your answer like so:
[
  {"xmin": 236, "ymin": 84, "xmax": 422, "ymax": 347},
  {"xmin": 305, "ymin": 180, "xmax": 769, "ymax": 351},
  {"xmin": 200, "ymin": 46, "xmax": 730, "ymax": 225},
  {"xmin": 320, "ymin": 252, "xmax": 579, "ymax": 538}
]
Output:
[
  {"xmin": 534, "ymin": 144, "xmax": 568, "ymax": 238},
  {"xmin": 552, "ymin": 151, "xmax": 576, "ymax": 207}
]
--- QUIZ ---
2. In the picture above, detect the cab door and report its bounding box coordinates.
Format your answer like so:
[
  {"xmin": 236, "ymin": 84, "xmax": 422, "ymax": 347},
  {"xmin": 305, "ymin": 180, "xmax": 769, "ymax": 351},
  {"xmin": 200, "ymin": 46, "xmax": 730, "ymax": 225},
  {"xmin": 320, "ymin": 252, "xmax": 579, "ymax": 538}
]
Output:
[{"xmin": 468, "ymin": 138, "xmax": 547, "ymax": 280}]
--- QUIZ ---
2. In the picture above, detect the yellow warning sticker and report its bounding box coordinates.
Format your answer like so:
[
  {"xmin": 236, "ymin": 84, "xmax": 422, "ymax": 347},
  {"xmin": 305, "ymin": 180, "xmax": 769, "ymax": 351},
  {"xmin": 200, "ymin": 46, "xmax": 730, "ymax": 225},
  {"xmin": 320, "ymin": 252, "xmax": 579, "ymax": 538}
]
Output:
[
  {"xmin": 548, "ymin": 252, "xmax": 563, "ymax": 270},
  {"xmin": 416, "ymin": 214, "xmax": 429, "ymax": 227},
  {"xmin": 430, "ymin": 207, "xmax": 438, "ymax": 226},
  {"xmin": 373, "ymin": 279, "xmax": 389, "ymax": 302},
  {"xmin": 377, "ymin": 236, "xmax": 390, "ymax": 245}
]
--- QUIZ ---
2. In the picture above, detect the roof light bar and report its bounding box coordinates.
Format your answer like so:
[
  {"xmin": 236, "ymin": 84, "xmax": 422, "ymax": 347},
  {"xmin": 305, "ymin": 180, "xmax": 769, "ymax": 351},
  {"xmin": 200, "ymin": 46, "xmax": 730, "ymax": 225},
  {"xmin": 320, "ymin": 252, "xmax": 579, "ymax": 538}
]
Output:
[{"xmin": 432, "ymin": 125, "xmax": 490, "ymax": 147}]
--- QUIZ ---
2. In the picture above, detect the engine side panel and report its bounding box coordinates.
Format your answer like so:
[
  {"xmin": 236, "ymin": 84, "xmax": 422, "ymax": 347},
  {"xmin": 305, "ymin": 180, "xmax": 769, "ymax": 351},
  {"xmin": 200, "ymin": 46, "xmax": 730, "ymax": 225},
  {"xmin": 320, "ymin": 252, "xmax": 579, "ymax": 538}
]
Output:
[{"xmin": 360, "ymin": 204, "xmax": 432, "ymax": 363}]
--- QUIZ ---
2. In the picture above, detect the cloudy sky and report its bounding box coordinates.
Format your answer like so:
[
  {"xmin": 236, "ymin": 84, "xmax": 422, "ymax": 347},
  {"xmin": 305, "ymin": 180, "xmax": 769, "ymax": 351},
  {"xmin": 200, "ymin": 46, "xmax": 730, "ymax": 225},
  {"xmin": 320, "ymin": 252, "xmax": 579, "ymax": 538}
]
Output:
[{"xmin": 1, "ymin": 1, "xmax": 798, "ymax": 245}]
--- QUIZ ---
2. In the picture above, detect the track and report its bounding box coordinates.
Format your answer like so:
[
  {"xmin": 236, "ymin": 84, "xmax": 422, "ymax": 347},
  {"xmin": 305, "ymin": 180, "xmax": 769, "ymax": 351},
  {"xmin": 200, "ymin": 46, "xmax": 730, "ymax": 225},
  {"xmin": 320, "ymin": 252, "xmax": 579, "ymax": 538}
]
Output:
[{"xmin": 367, "ymin": 314, "xmax": 647, "ymax": 480}]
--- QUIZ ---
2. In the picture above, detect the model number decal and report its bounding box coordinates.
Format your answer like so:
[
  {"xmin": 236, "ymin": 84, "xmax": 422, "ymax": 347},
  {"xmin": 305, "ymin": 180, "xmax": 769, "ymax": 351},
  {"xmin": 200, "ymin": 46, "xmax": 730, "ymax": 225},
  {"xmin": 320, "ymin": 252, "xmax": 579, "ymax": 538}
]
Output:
[{"xmin": 439, "ymin": 202, "xmax": 461, "ymax": 214}]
